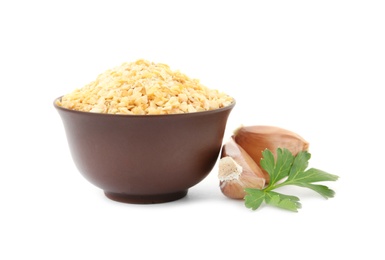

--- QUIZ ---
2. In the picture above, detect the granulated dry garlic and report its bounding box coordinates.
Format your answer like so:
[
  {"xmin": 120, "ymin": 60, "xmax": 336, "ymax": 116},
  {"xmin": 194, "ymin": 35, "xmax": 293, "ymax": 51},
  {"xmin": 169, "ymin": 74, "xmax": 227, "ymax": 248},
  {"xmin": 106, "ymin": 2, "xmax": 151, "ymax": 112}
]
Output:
[{"xmin": 57, "ymin": 59, "xmax": 234, "ymax": 115}]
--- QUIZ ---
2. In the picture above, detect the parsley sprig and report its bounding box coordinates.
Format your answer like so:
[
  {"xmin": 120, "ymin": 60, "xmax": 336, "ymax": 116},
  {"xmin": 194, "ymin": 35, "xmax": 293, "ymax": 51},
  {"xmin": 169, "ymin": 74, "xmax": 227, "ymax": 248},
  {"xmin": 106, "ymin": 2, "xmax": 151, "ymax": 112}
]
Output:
[{"xmin": 244, "ymin": 148, "xmax": 339, "ymax": 212}]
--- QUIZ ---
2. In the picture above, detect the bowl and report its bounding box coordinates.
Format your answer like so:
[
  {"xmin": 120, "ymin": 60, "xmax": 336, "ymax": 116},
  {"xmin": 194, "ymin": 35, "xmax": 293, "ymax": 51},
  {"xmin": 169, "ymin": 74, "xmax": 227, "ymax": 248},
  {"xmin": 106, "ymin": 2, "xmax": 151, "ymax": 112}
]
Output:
[{"xmin": 54, "ymin": 97, "xmax": 235, "ymax": 204}]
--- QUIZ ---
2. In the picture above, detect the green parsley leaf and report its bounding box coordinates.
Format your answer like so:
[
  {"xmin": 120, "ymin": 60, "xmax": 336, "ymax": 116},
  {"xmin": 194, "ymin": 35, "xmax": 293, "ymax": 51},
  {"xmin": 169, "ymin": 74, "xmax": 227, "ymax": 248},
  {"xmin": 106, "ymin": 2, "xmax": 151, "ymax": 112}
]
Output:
[
  {"xmin": 265, "ymin": 191, "xmax": 301, "ymax": 212},
  {"xmin": 244, "ymin": 188, "xmax": 265, "ymax": 210},
  {"xmin": 244, "ymin": 148, "xmax": 339, "ymax": 212},
  {"xmin": 288, "ymin": 167, "xmax": 339, "ymax": 183},
  {"xmin": 294, "ymin": 183, "xmax": 336, "ymax": 199},
  {"xmin": 261, "ymin": 148, "xmax": 294, "ymax": 187}
]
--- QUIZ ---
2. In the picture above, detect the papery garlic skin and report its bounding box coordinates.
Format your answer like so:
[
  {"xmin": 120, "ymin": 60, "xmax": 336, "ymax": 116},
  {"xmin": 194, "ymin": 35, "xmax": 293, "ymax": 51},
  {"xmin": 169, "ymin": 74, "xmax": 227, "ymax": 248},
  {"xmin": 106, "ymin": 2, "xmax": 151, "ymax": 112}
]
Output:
[
  {"xmin": 233, "ymin": 125, "xmax": 309, "ymax": 182},
  {"xmin": 218, "ymin": 157, "xmax": 243, "ymax": 182},
  {"xmin": 218, "ymin": 137, "xmax": 265, "ymax": 199}
]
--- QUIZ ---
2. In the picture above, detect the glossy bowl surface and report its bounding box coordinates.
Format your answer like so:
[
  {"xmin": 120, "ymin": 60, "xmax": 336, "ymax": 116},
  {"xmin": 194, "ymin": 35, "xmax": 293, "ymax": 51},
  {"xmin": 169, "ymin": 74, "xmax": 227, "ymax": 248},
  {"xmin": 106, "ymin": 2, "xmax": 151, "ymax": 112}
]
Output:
[{"xmin": 54, "ymin": 97, "xmax": 235, "ymax": 203}]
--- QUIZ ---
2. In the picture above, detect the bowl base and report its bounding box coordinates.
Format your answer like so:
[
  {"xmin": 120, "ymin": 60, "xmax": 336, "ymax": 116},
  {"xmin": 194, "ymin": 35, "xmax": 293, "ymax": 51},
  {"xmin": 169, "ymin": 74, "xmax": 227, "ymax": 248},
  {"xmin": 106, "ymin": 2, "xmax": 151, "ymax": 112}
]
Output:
[{"xmin": 104, "ymin": 190, "xmax": 188, "ymax": 204}]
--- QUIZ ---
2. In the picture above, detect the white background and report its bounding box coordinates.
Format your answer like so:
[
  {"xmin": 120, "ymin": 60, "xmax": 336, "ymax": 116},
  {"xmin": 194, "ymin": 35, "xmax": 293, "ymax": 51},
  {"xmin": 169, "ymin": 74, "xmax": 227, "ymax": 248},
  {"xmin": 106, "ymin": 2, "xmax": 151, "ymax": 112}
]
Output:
[{"xmin": 1, "ymin": 0, "xmax": 384, "ymax": 259}]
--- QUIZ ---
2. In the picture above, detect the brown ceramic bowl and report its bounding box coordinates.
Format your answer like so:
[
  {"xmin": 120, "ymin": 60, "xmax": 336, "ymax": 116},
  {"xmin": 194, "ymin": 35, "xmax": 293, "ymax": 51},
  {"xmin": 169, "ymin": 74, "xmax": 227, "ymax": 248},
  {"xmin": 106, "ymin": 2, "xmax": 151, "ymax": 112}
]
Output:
[{"xmin": 54, "ymin": 97, "xmax": 235, "ymax": 204}]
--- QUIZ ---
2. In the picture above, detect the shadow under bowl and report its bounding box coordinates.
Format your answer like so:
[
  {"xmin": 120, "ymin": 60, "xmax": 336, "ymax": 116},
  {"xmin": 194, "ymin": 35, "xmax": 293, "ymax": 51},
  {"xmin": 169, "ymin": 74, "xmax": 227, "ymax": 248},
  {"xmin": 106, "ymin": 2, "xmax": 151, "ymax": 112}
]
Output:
[{"xmin": 54, "ymin": 97, "xmax": 235, "ymax": 204}]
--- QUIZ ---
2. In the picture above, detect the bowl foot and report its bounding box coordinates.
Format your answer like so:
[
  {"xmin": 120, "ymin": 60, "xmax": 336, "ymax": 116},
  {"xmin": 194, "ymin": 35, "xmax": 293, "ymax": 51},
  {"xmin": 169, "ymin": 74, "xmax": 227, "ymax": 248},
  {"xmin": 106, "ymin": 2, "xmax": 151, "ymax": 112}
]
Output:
[{"xmin": 104, "ymin": 190, "xmax": 188, "ymax": 204}]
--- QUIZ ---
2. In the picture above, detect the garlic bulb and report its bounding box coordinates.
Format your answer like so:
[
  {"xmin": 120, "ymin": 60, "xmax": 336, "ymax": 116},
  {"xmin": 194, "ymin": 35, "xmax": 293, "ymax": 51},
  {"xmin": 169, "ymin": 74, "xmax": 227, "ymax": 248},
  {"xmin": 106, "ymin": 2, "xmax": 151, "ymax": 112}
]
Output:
[{"xmin": 218, "ymin": 137, "xmax": 265, "ymax": 199}]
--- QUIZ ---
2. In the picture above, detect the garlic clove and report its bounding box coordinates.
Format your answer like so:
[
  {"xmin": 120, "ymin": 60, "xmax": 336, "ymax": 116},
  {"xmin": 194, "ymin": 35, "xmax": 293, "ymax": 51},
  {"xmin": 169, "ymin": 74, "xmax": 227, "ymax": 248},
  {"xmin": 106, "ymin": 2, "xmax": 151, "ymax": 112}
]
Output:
[
  {"xmin": 233, "ymin": 125, "xmax": 309, "ymax": 182},
  {"xmin": 218, "ymin": 137, "xmax": 265, "ymax": 199}
]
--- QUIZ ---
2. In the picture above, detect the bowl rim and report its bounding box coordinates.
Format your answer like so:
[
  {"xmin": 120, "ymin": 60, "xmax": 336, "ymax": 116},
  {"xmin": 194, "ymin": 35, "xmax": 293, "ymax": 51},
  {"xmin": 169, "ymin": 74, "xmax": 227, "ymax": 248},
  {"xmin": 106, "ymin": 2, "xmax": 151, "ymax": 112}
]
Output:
[{"xmin": 53, "ymin": 96, "xmax": 236, "ymax": 118}]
